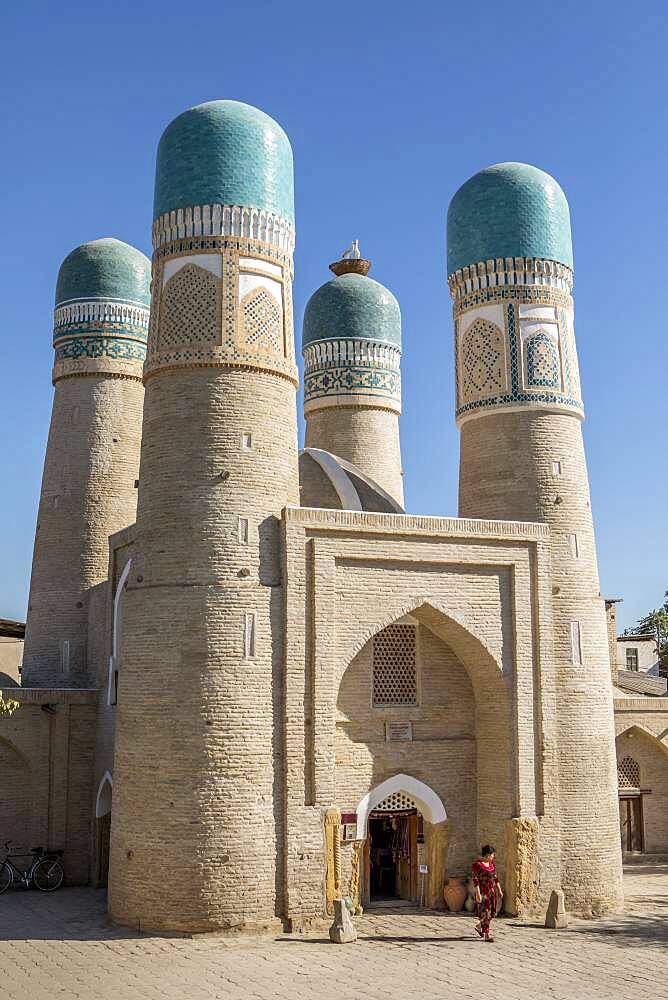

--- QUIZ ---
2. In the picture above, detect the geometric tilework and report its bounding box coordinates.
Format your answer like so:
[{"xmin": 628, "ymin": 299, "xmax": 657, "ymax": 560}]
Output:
[
  {"xmin": 241, "ymin": 287, "xmax": 282, "ymax": 353},
  {"xmin": 54, "ymin": 336, "xmax": 147, "ymax": 362},
  {"xmin": 160, "ymin": 264, "xmax": 220, "ymax": 346},
  {"xmin": 454, "ymin": 277, "xmax": 584, "ymax": 423},
  {"xmin": 460, "ymin": 319, "xmax": 505, "ymax": 404},
  {"xmin": 143, "ymin": 235, "xmax": 298, "ymax": 386},
  {"xmin": 52, "ymin": 281, "xmax": 150, "ymax": 380},
  {"xmin": 305, "ymin": 365, "xmax": 400, "ymax": 400},
  {"xmin": 303, "ymin": 338, "xmax": 401, "ymax": 409},
  {"xmin": 525, "ymin": 331, "xmax": 560, "ymax": 389}
]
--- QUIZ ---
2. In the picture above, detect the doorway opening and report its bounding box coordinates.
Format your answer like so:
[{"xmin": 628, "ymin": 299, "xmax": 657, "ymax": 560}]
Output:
[
  {"xmin": 95, "ymin": 773, "xmax": 113, "ymax": 887},
  {"xmin": 367, "ymin": 809, "xmax": 422, "ymax": 903},
  {"xmin": 619, "ymin": 794, "xmax": 644, "ymax": 853}
]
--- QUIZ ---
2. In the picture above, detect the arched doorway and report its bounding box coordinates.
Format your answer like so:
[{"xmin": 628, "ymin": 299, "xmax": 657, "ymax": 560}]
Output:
[
  {"xmin": 616, "ymin": 727, "xmax": 668, "ymax": 854},
  {"xmin": 95, "ymin": 772, "xmax": 112, "ymax": 887},
  {"xmin": 356, "ymin": 774, "xmax": 447, "ymax": 906}
]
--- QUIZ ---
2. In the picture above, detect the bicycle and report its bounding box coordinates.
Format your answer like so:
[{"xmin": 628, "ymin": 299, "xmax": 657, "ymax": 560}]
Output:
[{"xmin": 0, "ymin": 841, "xmax": 64, "ymax": 894}]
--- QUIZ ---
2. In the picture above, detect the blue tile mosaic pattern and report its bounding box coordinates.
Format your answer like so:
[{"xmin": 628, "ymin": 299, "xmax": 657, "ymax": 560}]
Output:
[
  {"xmin": 526, "ymin": 331, "xmax": 560, "ymax": 388},
  {"xmin": 455, "ymin": 302, "xmax": 582, "ymax": 420},
  {"xmin": 304, "ymin": 366, "xmax": 400, "ymax": 401},
  {"xmin": 154, "ymin": 101, "xmax": 294, "ymax": 223},
  {"xmin": 54, "ymin": 336, "xmax": 147, "ymax": 362},
  {"xmin": 55, "ymin": 239, "xmax": 151, "ymax": 307},
  {"xmin": 302, "ymin": 274, "xmax": 401, "ymax": 349},
  {"xmin": 447, "ymin": 163, "xmax": 573, "ymax": 275}
]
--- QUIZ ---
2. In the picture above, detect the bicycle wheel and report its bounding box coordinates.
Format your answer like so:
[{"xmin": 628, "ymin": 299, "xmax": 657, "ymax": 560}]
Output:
[
  {"xmin": 0, "ymin": 862, "xmax": 12, "ymax": 895},
  {"xmin": 32, "ymin": 857, "xmax": 64, "ymax": 892}
]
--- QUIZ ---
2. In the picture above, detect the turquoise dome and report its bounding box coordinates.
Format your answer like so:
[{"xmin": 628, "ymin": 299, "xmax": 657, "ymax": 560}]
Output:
[
  {"xmin": 55, "ymin": 239, "xmax": 151, "ymax": 307},
  {"xmin": 447, "ymin": 162, "xmax": 573, "ymax": 275},
  {"xmin": 153, "ymin": 100, "xmax": 294, "ymax": 222},
  {"xmin": 302, "ymin": 273, "xmax": 401, "ymax": 350}
]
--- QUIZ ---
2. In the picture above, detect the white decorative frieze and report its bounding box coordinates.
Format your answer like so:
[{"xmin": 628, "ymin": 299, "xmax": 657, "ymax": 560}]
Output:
[
  {"xmin": 54, "ymin": 299, "xmax": 150, "ymax": 330},
  {"xmin": 152, "ymin": 204, "xmax": 295, "ymax": 253},
  {"xmin": 448, "ymin": 256, "xmax": 573, "ymax": 299},
  {"xmin": 303, "ymin": 339, "xmax": 401, "ymax": 375}
]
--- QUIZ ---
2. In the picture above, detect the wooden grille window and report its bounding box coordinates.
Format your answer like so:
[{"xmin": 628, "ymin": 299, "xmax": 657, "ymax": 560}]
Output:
[
  {"xmin": 372, "ymin": 791, "xmax": 417, "ymax": 813},
  {"xmin": 618, "ymin": 756, "xmax": 640, "ymax": 788},
  {"xmin": 372, "ymin": 624, "xmax": 417, "ymax": 706}
]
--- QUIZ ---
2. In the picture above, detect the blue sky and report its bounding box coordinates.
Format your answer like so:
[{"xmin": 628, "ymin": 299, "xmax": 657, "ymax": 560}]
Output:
[{"xmin": 2, "ymin": 1, "xmax": 666, "ymax": 629}]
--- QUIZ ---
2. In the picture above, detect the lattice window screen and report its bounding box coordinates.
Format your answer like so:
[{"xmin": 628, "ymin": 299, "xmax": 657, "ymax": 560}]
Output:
[
  {"xmin": 372, "ymin": 624, "xmax": 417, "ymax": 705},
  {"xmin": 372, "ymin": 791, "xmax": 417, "ymax": 813},
  {"xmin": 617, "ymin": 756, "xmax": 640, "ymax": 788}
]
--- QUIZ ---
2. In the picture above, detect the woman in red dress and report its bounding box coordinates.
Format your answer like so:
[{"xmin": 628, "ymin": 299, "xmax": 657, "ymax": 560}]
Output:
[{"xmin": 472, "ymin": 845, "xmax": 502, "ymax": 942}]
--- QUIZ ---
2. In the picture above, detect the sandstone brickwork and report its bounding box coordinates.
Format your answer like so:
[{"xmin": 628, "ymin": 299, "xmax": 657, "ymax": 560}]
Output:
[
  {"xmin": 305, "ymin": 406, "xmax": 403, "ymax": 507},
  {"xmin": 22, "ymin": 375, "xmax": 144, "ymax": 688},
  {"xmin": 12, "ymin": 119, "xmax": 665, "ymax": 935},
  {"xmin": 0, "ymin": 687, "xmax": 97, "ymax": 882},
  {"xmin": 458, "ymin": 372, "xmax": 623, "ymax": 913}
]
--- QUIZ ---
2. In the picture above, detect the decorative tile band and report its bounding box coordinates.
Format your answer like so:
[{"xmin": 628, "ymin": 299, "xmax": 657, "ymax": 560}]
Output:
[
  {"xmin": 454, "ymin": 288, "xmax": 584, "ymax": 426},
  {"xmin": 51, "ymin": 294, "xmax": 149, "ymax": 383},
  {"xmin": 303, "ymin": 339, "xmax": 401, "ymax": 372},
  {"xmin": 448, "ymin": 256, "xmax": 573, "ymax": 301},
  {"xmin": 303, "ymin": 338, "xmax": 401, "ymax": 410},
  {"xmin": 144, "ymin": 235, "xmax": 297, "ymax": 385},
  {"xmin": 152, "ymin": 203, "xmax": 295, "ymax": 253},
  {"xmin": 54, "ymin": 337, "xmax": 147, "ymax": 362},
  {"xmin": 453, "ymin": 282, "xmax": 572, "ymax": 318},
  {"xmin": 54, "ymin": 298, "xmax": 150, "ymax": 331},
  {"xmin": 304, "ymin": 366, "xmax": 400, "ymax": 403}
]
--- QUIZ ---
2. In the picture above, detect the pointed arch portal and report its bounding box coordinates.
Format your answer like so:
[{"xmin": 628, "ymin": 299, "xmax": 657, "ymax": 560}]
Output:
[{"xmin": 355, "ymin": 773, "xmax": 447, "ymax": 840}]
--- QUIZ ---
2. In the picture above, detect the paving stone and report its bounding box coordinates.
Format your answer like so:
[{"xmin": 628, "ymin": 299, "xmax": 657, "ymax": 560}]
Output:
[{"xmin": 0, "ymin": 865, "xmax": 665, "ymax": 1000}]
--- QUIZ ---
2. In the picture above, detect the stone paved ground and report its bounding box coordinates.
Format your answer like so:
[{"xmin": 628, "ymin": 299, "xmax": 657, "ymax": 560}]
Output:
[{"xmin": 0, "ymin": 862, "xmax": 666, "ymax": 1000}]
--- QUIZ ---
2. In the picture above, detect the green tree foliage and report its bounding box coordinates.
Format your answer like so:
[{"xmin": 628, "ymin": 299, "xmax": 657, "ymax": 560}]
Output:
[
  {"xmin": 624, "ymin": 591, "xmax": 668, "ymax": 677},
  {"xmin": 0, "ymin": 693, "xmax": 20, "ymax": 717}
]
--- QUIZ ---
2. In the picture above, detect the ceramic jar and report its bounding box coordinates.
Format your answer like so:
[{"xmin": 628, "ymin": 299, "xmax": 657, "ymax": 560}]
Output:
[{"xmin": 443, "ymin": 875, "xmax": 467, "ymax": 911}]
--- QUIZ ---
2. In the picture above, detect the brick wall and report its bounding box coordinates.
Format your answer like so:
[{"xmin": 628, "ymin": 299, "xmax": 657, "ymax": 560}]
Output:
[
  {"xmin": 22, "ymin": 375, "xmax": 142, "ymax": 688},
  {"xmin": 305, "ymin": 406, "xmax": 403, "ymax": 506}
]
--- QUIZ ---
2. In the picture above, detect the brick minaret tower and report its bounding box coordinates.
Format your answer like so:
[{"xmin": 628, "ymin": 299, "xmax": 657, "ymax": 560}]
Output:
[
  {"xmin": 302, "ymin": 251, "xmax": 404, "ymax": 505},
  {"xmin": 22, "ymin": 240, "xmax": 150, "ymax": 688},
  {"xmin": 447, "ymin": 163, "xmax": 623, "ymax": 912},
  {"xmin": 109, "ymin": 100, "xmax": 299, "ymax": 932}
]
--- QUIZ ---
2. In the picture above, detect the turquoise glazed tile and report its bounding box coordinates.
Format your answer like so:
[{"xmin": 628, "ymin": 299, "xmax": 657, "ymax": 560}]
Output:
[
  {"xmin": 302, "ymin": 273, "xmax": 401, "ymax": 349},
  {"xmin": 55, "ymin": 239, "xmax": 151, "ymax": 307},
  {"xmin": 447, "ymin": 162, "xmax": 573, "ymax": 274},
  {"xmin": 153, "ymin": 100, "xmax": 294, "ymax": 222}
]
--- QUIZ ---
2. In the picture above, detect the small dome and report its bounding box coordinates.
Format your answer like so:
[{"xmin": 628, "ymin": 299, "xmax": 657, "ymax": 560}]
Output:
[
  {"xmin": 447, "ymin": 162, "xmax": 572, "ymax": 275},
  {"xmin": 55, "ymin": 239, "xmax": 151, "ymax": 307},
  {"xmin": 302, "ymin": 273, "xmax": 401, "ymax": 349},
  {"xmin": 153, "ymin": 99, "xmax": 294, "ymax": 222}
]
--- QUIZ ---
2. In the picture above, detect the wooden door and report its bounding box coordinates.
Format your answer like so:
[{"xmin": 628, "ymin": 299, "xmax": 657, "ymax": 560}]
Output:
[
  {"xmin": 97, "ymin": 813, "xmax": 111, "ymax": 887},
  {"xmin": 619, "ymin": 796, "xmax": 644, "ymax": 853},
  {"xmin": 396, "ymin": 814, "xmax": 418, "ymax": 901}
]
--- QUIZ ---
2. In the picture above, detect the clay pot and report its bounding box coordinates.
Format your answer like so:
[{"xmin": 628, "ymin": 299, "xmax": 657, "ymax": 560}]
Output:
[{"xmin": 443, "ymin": 876, "xmax": 467, "ymax": 912}]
